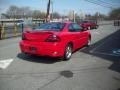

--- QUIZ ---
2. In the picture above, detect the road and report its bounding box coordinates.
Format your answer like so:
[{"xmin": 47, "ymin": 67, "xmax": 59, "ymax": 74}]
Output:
[{"xmin": 0, "ymin": 24, "xmax": 120, "ymax": 90}]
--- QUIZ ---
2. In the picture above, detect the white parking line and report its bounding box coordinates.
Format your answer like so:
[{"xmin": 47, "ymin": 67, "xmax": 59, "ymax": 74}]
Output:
[{"xmin": 0, "ymin": 59, "xmax": 14, "ymax": 69}]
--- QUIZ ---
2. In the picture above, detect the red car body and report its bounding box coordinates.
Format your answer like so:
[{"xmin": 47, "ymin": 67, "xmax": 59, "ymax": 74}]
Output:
[
  {"xmin": 19, "ymin": 22, "xmax": 91, "ymax": 60},
  {"xmin": 78, "ymin": 20, "xmax": 98, "ymax": 30}
]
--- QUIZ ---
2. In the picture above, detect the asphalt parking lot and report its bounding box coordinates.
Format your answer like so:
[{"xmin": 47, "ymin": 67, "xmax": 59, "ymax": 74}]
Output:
[{"xmin": 0, "ymin": 24, "xmax": 120, "ymax": 90}]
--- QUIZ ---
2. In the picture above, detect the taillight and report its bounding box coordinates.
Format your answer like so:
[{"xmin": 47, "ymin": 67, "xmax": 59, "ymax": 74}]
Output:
[
  {"xmin": 22, "ymin": 33, "xmax": 26, "ymax": 40},
  {"xmin": 45, "ymin": 35, "xmax": 61, "ymax": 42}
]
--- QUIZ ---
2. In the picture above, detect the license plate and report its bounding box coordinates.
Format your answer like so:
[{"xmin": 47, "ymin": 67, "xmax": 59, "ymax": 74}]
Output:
[{"xmin": 30, "ymin": 47, "xmax": 37, "ymax": 52}]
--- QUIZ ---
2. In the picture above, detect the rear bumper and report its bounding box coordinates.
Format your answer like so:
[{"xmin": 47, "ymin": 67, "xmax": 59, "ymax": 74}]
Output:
[{"xmin": 19, "ymin": 40, "xmax": 65, "ymax": 57}]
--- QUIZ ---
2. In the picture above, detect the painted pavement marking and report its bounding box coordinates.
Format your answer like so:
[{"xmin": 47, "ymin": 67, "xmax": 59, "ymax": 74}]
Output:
[{"xmin": 0, "ymin": 59, "xmax": 14, "ymax": 69}]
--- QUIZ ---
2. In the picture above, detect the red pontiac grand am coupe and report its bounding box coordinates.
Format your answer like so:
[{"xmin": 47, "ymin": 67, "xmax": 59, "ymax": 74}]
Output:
[{"xmin": 19, "ymin": 22, "xmax": 91, "ymax": 60}]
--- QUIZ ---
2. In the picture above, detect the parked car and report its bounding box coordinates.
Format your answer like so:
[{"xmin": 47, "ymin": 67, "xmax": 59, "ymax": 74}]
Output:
[
  {"xmin": 78, "ymin": 20, "xmax": 98, "ymax": 30},
  {"xmin": 19, "ymin": 22, "xmax": 91, "ymax": 60}
]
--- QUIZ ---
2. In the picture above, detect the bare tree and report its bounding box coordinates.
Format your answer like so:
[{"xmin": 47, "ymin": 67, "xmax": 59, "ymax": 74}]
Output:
[
  {"xmin": 6, "ymin": 5, "xmax": 18, "ymax": 18},
  {"xmin": 5, "ymin": 5, "xmax": 59, "ymax": 19},
  {"xmin": 109, "ymin": 8, "xmax": 120, "ymax": 20},
  {"xmin": 51, "ymin": 12, "xmax": 61, "ymax": 19},
  {"xmin": 6, "ymin": 5, "xmax": 32, "ymax": 19}
]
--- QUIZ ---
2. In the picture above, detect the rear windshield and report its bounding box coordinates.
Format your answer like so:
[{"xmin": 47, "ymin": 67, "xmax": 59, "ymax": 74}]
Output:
[
  {"xmin": 81, "ymin": 21, "xmax": 89, "ymax": 23},
  {"xmin": 33, "ymin": 23, "xmax": 65, "ymax": 31}
]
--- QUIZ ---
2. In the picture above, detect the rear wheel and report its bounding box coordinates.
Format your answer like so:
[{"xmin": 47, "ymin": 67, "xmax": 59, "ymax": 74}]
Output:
[{"xmin": 62, "ymin": 44, "xmax": 72, "ymax": 61}]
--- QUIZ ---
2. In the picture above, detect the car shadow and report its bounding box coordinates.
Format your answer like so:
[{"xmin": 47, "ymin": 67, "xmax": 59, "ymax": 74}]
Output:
[
  {"xmin": 80, "ymin": 28, "xmax": 120, "ymax": 73},
  {"xmin": 17, "ymin": 53, "xmax": 61, "ymax": 64}
]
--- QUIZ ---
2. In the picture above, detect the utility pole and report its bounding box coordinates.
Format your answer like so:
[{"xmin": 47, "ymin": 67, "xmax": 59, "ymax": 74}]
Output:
[
  {"xmin": 0, "ymin": 8, "xmax": 1, "ymax": 20},
  {"xmin": 73, "ymin": 10, "xmax": 75, "ymax": 22},
  {"xmin": 51, "ymin": 0, "xmax": 53, "ymax": 20},
  {"xmin": 46, "ymin": 0, "xmax": 51, "ymax": 22}
]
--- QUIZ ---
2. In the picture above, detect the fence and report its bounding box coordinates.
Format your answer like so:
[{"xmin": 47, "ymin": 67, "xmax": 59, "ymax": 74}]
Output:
[
  {"xmin": 0, "ymin": 19, "xmax": 119, "ymax": 40},
  {"xmin": 0, "ymin": 19, "xmax": 45, "ymax": 40}
]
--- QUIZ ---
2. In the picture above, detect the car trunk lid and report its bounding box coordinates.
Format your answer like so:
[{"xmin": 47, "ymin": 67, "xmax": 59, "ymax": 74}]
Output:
[{"xmin": 24, "ymin": 30, "xmax": 56, "ymax": 42}]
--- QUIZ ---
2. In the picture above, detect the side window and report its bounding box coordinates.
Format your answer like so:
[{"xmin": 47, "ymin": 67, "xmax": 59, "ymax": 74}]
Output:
[
  {"xmin": 68, "ymin": 24, "xmax": 75, "ymax": 32},
  {"xmin": 72, "ymin": 23, "xmax": 82, "ymax": 32}
]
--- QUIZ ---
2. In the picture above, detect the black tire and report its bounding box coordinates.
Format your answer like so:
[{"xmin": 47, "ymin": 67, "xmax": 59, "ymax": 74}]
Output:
[
  {"xmin": 86, "ymin": 38, "xmax": 91, "ymax": 47},
  {"xmin": 62, "ymin": 44, "xmax": 72, "ymax": 61}
]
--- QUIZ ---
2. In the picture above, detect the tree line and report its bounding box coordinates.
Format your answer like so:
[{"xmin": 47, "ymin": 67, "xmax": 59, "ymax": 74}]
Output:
[
  {"xmin": 4, "ymin": 5, "xmax": 61, "ymax": 19},
  {"xmin": 3, "ymin": 5, "xmax": 120, "ymax": 20}
]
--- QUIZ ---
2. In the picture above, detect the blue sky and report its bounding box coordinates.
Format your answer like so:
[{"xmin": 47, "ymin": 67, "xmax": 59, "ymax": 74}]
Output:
[{"xmin": 0, "ymin": 0, "xmax": 120, "ymax": 15}]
